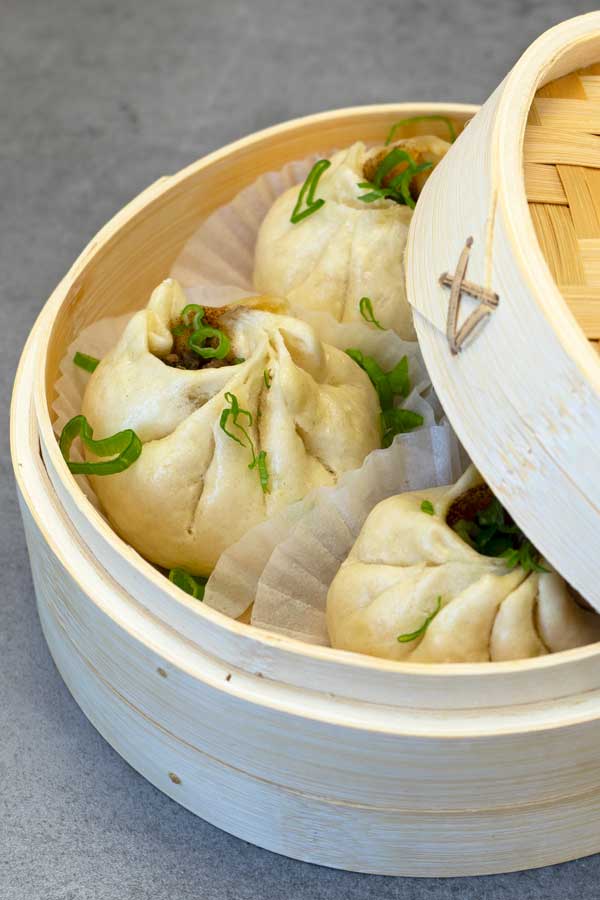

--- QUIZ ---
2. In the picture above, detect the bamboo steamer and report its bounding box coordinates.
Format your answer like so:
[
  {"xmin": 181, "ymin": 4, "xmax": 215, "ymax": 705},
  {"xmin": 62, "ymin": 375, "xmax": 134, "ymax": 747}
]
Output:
[
  {"xmin": 407, "ymin": 12, "xmax": 600, "ymax": 610},
  {"xmin": 12, "ymin": 12, "xmax": 600, "ymax": 877},
  {"xmin": 14, "ymin": 315, "xmax": 600, "ymax": 878}
]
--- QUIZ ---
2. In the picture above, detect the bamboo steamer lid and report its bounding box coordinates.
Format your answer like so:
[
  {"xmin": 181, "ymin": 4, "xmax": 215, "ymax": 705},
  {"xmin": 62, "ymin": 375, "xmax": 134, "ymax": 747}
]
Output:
[{"xmin": 406, "ymin": 13, "xmax": 600, "ymax": 610}]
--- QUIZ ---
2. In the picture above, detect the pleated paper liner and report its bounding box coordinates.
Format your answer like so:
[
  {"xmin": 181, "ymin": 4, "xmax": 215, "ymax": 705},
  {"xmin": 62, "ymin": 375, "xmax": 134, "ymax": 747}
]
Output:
[
  {"xmin": 51, "ymin": 284, "xmax": 461, "ymax": 635},
  {"xmin": 206, "ymin": 423, "xmax": 464, "ymax": 642},
  {"xmin": 171, "ymin": 156, "xmax": 319, "ymax": 290},
  {"xmin": 165, "ymin": 151, "xmax": 467, "ymax": 636},
  {"xmin": 51, "ymin": 147, "xmax": 466, "ymax": 637}
]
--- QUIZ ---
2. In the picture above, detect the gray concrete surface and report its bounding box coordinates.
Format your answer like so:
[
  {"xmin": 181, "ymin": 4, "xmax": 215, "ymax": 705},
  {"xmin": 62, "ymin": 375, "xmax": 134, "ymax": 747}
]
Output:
[{"xmin": 3, "ymin": 1, "xmax": 600, "ymax": 897}]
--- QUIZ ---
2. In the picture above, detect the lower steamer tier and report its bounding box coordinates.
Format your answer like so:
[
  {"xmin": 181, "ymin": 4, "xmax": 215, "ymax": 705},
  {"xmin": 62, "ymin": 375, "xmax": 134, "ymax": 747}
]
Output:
[{"xmin": 12, "ymin": 324, "xmax": 600, "ymax": 877}]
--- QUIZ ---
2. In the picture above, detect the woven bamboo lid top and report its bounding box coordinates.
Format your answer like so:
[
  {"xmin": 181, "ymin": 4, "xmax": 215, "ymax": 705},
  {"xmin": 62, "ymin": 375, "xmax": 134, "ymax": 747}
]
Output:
[{"xmin": 525, "ymin": 64, "xmax": 600, "ymax": 349}]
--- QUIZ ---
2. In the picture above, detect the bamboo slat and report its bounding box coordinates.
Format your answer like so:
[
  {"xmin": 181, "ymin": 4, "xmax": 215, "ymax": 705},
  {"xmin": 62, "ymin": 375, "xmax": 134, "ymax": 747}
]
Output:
[
  {"xmin": 580, "ymin": 76, "xmax": 600, "ymax": 99},
  {"xmin": 533, "ymin": 98, "xmax": 600, "ymax": 132},
  {"xmin": 524, "ymin": 127, "xmax": 600, "ymax": 167},
  {"xmin": 525, "ymin": 66, "xmax": 600, "ymax": 347},
  {"xmin": 529, "ymin": 203, "xmax": 585, "ymax": 283},
  {"xmin": 537, "ymin": 72, "xmax": 588, "ymax": 99},
  {"xmin": 524, "ymin": 162, "xmax": 568, "ymax": 204}
]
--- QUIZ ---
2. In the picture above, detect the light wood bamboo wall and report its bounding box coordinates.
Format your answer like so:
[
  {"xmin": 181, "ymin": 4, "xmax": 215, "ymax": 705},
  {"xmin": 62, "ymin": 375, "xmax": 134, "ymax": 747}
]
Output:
[{"xmin": 526, "ymin": 64, "xmax": 600, "ymax": 348}]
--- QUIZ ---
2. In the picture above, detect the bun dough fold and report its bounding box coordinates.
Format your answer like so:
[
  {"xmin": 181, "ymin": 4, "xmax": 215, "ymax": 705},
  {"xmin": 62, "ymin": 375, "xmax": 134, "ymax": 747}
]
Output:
[
  {"xmin": 82, "ymin": 279, "xmax": 380, "ymax": 575},
  {"xmin": 253, "ymin": 137, "xmax": 450, "ymax": 338},
  {"xmin": 327, "ymin": 467, "xmax": 600, "ymax": 662}
]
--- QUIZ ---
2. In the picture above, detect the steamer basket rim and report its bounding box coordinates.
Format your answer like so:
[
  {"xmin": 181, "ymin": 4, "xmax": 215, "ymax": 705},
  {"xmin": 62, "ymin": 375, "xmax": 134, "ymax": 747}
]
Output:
[
  {"xmin": 23, "ymin": 98, "xmax": 600, "ymax": 685},
  {"xmin": 13, "ymin": 333, "xmax": 600, "ymax": 738}
]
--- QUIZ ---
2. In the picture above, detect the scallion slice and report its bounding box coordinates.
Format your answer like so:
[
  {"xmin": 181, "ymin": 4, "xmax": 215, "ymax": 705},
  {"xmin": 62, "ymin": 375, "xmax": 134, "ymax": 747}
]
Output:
[
  {"xmin": 381, "ymin": 408, "xmax": 424, "ymax": 447},
  {"xmin": 420, "ymin": 500, "xmax": 434, "ymax": 515},
  {"xmin": 385, "ymin": 115, "xmax": 457, "ymax": 146},
  {"xmin": 168, "ymin": 567, "xmax": 206, "ymax": 601},
  {"xmin": 346, "ymin": 349, "xmax": 393, "ymax": 411},
  {"xmin": 346, "ymin": 349, "xmax": 423, "ymax": 446},
  {"xmin": 451, "ymin": 495, "xmax": 549, "ymax": 572},
  {"xmin": 372, "ymin": 147, "xmax": 413, "ymax": 187},
  {"xmin": 220, "ymin": 391, "xmax": 253, "ymax": 446},
  {"xmin": 387, "ymin": 356, "xmax": 410, "ymax": 398},
  {"xmin": 180, "ymin": 303, "xmax": 205, "ymax": 329},
  {"xmin": 290, "ymin": 159, "xmax": 331, "ymax": 224},
  {"xmin": 73, "ymin": 352, "xmax": 100, "ymax": 373},
  {"xmin": 59, "ymin": 414, "xmax": 142, "ymax": 476},
  {"xmin": 502, "ymin": 541, "xmax": 549, "ymax": 574},
  {"xmin": 219, "ymin": 392, "xmax": 269, "ymax": 493},
  {"xmin": 251, "ymin": 449, "xmax": 270, "ymax": 494},
  {"xmin": 359, "ymin": 296, "xmax": 385, "ymax": 330},
  {"xmin": 189, "ymin": 325, "xmax": 231, "ymax": 360},
  {"xmin": 398, "ymin": 596, "xmax": 442, "ymax": 643},
  {"xmin": 358, "ymin": 149, "xmax": 432, "ymax": 209}
]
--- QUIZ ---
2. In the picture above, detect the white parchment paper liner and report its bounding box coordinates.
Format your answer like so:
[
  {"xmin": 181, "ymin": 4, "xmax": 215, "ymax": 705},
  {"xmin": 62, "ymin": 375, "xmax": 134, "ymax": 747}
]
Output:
[
  {"xmin": 205, "ymin": 423, "xmax": 465, "ymax": 642},
  {"xmin": 171, "ymin": 156, "xmax": 320, "ymax": 291},
  {"xmin": 52, "ymin": 313, "xmax": 132, "ymax": 512},
  {"xmin": 51, "ymin": 152, "xmax": 464, "ymax": 649}
]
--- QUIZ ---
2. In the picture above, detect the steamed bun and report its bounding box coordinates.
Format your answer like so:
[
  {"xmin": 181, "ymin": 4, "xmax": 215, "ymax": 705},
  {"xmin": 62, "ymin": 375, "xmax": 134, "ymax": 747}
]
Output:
[
  {"xmin": 82, "ymin": 279, "xmax": 380, "ymax": 575},
  {"xmin": 327, "ymin": 467, "xmax": 600, "ymax": 662},
  {"xmin": 253, "ymin": 137, "xmax": 450, "ymax": 338}
]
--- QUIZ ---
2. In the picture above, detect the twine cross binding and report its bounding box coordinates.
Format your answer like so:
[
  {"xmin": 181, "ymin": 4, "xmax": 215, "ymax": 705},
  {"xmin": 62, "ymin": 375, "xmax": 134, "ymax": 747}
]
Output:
[{"xmin": 439, "ymin": 237, "xmax": 499, "ymax": 355}]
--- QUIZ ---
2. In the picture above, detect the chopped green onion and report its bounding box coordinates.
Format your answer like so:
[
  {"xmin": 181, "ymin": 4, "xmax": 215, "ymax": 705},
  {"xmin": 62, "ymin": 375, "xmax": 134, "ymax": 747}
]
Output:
[
  {"xmin": 219, "ymin": 392, "xmax": 269, "ymax": 493},
  {"xmin": 172, "ymin": 303, "xmax": 232, "ymax": 363},
  {"xmin": 453, "ymin": 518, "xmax": 478, "ymax": 547},
  {"xmin": 398, "ymin": 596, "xmax": 442, "ymax": 643},
  {"xmin": 387, "ymin": 356, "xmax": 410, "ymax": 398},
  {"xmin": 180, "ymin": 303, "xmax": 205, "ymax": 329},
  {"xmin": 452, "ymin": 495, "xmax": 548, "ymax": 571},
  {"xmin": 73, "ymin": 352, "xmax": 100, "ymax": 373},
  {"xmin": 345, "ymin": 349, "xmax": 393, "ymax": 411},
  {"xmin": 385, "ymin": 115, "xmax": 457, "ymax": 146},
  {"xmin": 173, "ymin": 303, "xmax": 205, "ymax": 338},
  {"xmin": 346, "ymin": 349, "xmax": 423, "ymax": 446},
  {"xmin": 264, "ymin": 368, "xmax": 272, "ymax": 389},
  {"xmin": 421, "ymin": 500, "xmax": 434, "ymax": 515},
  {"xmin": 359, "ymin": 296, "xmax": 385, "ymax": 330},
  {"xmin": 220, "ymin": 391, "xmax": 254, "ymax": 447},
  {"xmin": 477, "ymin": 497, "xmax": 505, "ymax": 529},
  {"xmin": 381, "ymin": 408, "xmax": 424, "ymax": 447},
  {"xmin": 397, "ymin": 162, "xmax": 432, "ymax": 208},
  {"xmin": 372, "ymin": 147, "xmax": 413, "ymax": 187},
  {"xmin": 189, "ymin": 324, "xmax": 231, "ymax": 360},
  {"xmin": 250, "ymin": 450, "xmax": 270, "ymax": 494},
  {"xmin": 502, "ymin": 541, "xmax": 550, "ymax": 574},
  {"xmin": 290, "ymin": 159, "xmax": 331, "ymax": 224},
  {"xmin": 168, "ymin": 567, "xmax": 206, "ymax": 601},
  {"xmin": 500, "ymin": 547, "xmax": 520, "ymax": 569},
  {"xmin": 355, "ymin": 186, "xmax": 388, "ymax": 203},
  {"xmin": 59, "ymin": 414, "xmax": 142, "ymax": 476},
  {"xmin": 358, "ymin": 149, "xmax": 432, "ymax": 209}
]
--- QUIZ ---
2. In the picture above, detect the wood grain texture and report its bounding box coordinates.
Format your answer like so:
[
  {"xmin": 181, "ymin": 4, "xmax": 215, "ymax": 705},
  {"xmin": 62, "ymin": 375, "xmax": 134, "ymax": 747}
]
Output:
[
  {"xmin": 524, "ymin": 162, "xmax": 568, "ymax": 204},
  {"xmin": 525, "ymin": 60, "xmax": 600, "ymax": 340}
]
